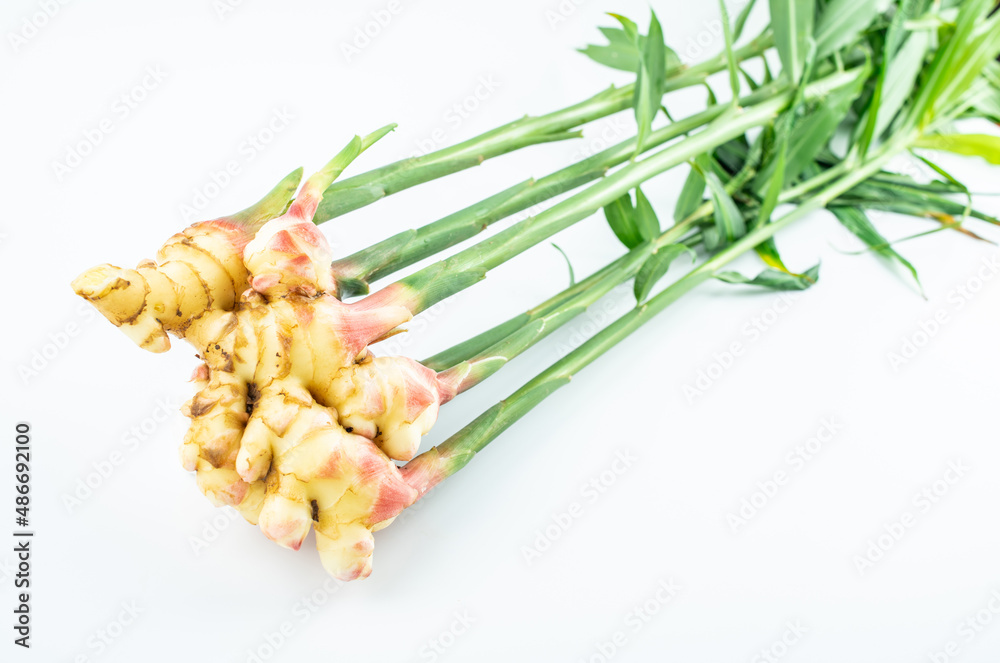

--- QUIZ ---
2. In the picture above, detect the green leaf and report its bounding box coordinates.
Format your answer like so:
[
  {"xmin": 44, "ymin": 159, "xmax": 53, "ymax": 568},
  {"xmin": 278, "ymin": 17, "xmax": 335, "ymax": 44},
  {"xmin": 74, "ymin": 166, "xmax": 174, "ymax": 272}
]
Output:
[
  {"xmin": 768, "ymin": 0, "xmax": 814, "ymax": 83},
  {"xmin": 578, "ymin": 44, "xmax": 640, "ymax": 72},
  {"xmin": 634, "ymin": 244, "xmax": 694, "ymax": 304},
  {"xmin": 752, "ymin": 138, "xmax": 790, "ymax": 272},
  {"xmin": 858, "ymin": 0, "xmax": 922, "ymax": 155},
  {"xmin": 220, "ymin": 167, "xmax": 303, "ymax": 229},
  {"xmin": 550, "ymin": 244, "xmax": 576, "ymax": 287},
  {"xmin": 675, "ymin": 166, "xmax": 707, "ymax": 221},
  {"xmin": 716, "ymin": 264, "xmax": 820, "ymax": 290},
  {"xmin": 700, "ymin": 168, "xmax": 747, "ymax": 249},
  {"xmin": 705, "ymin": 82, "xmax": 719, "ymax": 106},
  {"xmin": 599, "ymin": 26, "xmax": 634, "ymax": 45},
  {"xmin": 603, "ymin": 192, "xmax": 644, "ymax": 249},
  {"xmin": 633, "ymin": 187, "xmax": 661, "ymax": 242},
  {"xmin": 814, "ymin": 0, "xmax": 887, "ymax": 58},
  {"xmin": 718, "ymin": 0, "xmax": 741, "ymax": 103},
  {"xmin": 971, "ymin": 87, "xmax": 1000, "ymax": 124},
  {"xmin": 733, "ymin": 0, "xmax": 759, "ymax": 41},
  {"xmin": 873, "ymin": 29, "xmax": 931, "ymax": 138},
  {"xmin": 740, "ymin": 66, "xmax": 761, "ymax": 92},
  {"xmin": 830, "ymin": 207, "xmax": 923, "ymax": 294},
  {"xmin": 910, "ymin": 1, "xmax": 1000, "ymax": 125},
  {"xmin": 305, "ymin": 124, "xmax": 397, "ymax": 204},
  {"xmin": 642, "ymin": 11, "xmax": 668, "ymax": 96},
  {"xmin": 608, "ymin": 13, "xmax": 639, "ymax": 42},
  {"xmin": 771, "ymin": 70, "xmax": 866, "ymax": 185},
  {"xmin": 580, "ymin": 26, "xmax": 681, "ymax": 73},
  {"xmin": 630, "ymin": 11, "xmax": 669, "ymax": 154},
  {"xmin": 756, "ymin": 141, "xmax": 786, "ymax": 228},
  {"xmin": 914, "ymin": 133, "xmax": 1000, "ymax": 165}
]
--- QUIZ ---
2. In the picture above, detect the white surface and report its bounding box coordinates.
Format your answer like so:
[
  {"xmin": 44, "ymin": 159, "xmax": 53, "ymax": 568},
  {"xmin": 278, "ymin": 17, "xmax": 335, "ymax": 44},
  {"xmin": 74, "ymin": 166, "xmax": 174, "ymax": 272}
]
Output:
[{"xmin": 3, "ymin": 1, "xmax": 1000, "ymax": 661}]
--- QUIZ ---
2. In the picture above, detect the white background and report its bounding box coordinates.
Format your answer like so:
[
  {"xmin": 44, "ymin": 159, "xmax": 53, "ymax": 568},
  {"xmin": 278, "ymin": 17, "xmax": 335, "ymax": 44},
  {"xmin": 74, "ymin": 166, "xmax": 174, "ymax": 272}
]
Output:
[{"xmin": 3, "ymin": 0, "xmax": 1000, "ymax": 661}]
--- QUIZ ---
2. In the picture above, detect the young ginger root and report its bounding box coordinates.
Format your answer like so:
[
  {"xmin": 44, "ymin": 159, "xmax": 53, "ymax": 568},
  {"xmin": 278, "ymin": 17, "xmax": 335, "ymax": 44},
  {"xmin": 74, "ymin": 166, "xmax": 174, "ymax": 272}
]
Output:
[{"xmin": 71, "ymin": 134, "xmax": 460, "ymax": 580}]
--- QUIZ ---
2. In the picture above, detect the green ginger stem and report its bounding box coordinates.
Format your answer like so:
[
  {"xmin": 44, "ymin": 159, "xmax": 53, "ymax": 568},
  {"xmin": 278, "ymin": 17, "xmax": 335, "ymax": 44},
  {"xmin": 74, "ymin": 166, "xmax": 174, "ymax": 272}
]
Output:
[
  {"xmin": 380, "ymin": 68, "xmax": 866, "ymax": 316},
  {"xmin": 406, "ymin": 137, "xmax": 907, "ymax": 490},
  {"xmin": 332, "ymin": 80, "xmax": 797, "ymax": 298},
  {"xmin": 313, "ymin": 33, "xmax": 775, "ymax": 224},
  {"xmin": 431, "ymin": 223, "xmax": 698, "ymax": 392}
]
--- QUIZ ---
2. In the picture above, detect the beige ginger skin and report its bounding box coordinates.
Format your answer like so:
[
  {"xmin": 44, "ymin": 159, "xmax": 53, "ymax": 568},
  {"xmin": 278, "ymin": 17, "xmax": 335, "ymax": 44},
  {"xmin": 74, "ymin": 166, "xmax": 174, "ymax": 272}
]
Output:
[{"xmin": 72, "ymin": 160, "xmax": 456, "ymax": 580}]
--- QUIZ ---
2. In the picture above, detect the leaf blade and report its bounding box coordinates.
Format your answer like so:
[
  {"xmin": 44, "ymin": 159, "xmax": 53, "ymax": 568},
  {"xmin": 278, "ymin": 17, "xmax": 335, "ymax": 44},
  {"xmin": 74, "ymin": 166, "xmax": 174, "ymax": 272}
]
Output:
[
  {"xmin": 634, "ymin": 244, "xmax": 694, "ymax": 303},
  {"xmin": 768, "ymin": 0, "xmax": 814, "ymax": 83}
]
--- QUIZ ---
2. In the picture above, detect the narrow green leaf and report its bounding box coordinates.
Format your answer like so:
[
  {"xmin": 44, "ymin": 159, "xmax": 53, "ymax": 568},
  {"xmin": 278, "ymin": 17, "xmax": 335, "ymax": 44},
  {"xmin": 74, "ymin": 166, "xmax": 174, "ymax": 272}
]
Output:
[
  {"xmin": 910, "ymin": 152, "xmax": 974, "ymax": 222},
  {"xmin": 634, "ymin": 244, "xmax": 694, "ymax": 304},
  {"xmin": 701, "ymin": 169, "xmax": 747, "ymax": 249},
  {"xmin": 718, "ymin": 0, "xmax": 741, "ymax": 103},
  {"xmin": 971, "ymin": 87, "xmax": 1000, "ymax": 124},
  {"xmin": 551, "ymin": 244, "xmax": 576, "ymax": 287},
  {"xmin": 633, "ymin": 187, "xmax": 661, "ymax": 242},
  {"xmin": 599, "ymin": 26, "xmax": 633, "ymax": 46},
  {"xmin": 914, "ymin": 133, "xmax": 1000, "ymax": 165},
  {"xmin": 628, "ymin": 11, "xmax": 669, "ymax": 154},
  {"xmin": 733, "ymin": 0, "xmax": 760, "ymax": 41},
  {"xmin": 608, "ymin": 13, "xmax": 639, "ymax": 43},
  {"xmin": 910, "ymin": 0, "xmax": 999, "ymax": 125},
  {"xmin": 740, "ymin": 66, "xmax": 761, "ymax": 92},
  {"xmin": 578, "ymin": 44, "xmax": 640, "ymax": 72},
  {"xmin": 705, "ymin": 82, "xmax": 719, "ymax": 106},
  {"xmin": 634, "ymin": 70, "xmax": 655, "ymax": 155},
  {"xmin": 715, "ymin": 135, "xmax": 751, "ymax": 174},
  {"xmin": 306, "ymin": 124, "xmax": 397, "ymax": 203},
  {"xmin": 780, "ymin": 71, "xmax": 866, "ymax": 184},
  {"xmin": 220, "ymin": 167, "xmax": 303, "ymax": 229},
  {"xmin": 768, "ymin": 0, "xmax": 814, "ymax": 83},
  {"xmin": 716, "ymin": 264, "xmax": 820, "ymax": 290},
  {"xmin": 360, "ymin": 123, "xmax": 397, "ymax": 151},
  {"xmin": 582, "ymin": 27, "xmax": 682, "ymax": 73},
  {"xmin": 643, "ymin": 11, "xmax": 667, "ymax": 99},
  {"xmin": 762, "ymin": 56, "xmax": 774, "ymax": 84},
  {"xmin": 603, "ymin": 192, "xmax": 644, "ymax": 249},
  {"xmin": 814, "ymin": 0, "xmax": 887, "ymax": 58},
  {"xmin": 830, "ymin": 206, "xmax": 923, "ymax": 294},
  {"xmin": 756, "ymin": 143, "xmax": 786, "ymax": 228},
  {"xmin": 873, "ymin": 29, "xmax": 931, "ymax": 138},
  {"xmin": 675, "ymin": 166, "xmax": 707, "ymax": 221}
]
